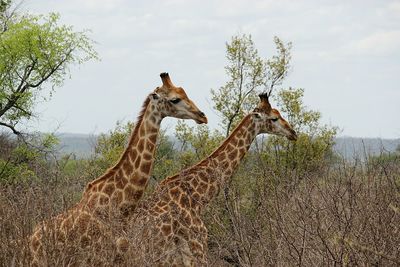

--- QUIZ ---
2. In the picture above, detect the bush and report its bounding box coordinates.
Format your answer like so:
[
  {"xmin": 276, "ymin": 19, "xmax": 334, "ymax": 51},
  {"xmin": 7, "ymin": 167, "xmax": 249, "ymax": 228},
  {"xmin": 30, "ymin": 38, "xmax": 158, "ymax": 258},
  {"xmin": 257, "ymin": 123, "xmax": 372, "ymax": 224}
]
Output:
[{"xmin": 204, "ymin": 154, "xmax": 400, "ymax": 266}]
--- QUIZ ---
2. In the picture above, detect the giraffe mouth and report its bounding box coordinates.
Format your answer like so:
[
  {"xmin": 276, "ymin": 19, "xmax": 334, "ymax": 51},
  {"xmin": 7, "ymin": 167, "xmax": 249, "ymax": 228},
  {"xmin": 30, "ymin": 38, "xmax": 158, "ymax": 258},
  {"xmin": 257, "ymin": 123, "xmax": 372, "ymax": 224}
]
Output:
[
  {"xmin": 195, "ymin": 116, "xmax": 208, "ymax": 124},
  {"xmin": 194, "ymin": 111, "xmax": 208, "ymax": 124}
]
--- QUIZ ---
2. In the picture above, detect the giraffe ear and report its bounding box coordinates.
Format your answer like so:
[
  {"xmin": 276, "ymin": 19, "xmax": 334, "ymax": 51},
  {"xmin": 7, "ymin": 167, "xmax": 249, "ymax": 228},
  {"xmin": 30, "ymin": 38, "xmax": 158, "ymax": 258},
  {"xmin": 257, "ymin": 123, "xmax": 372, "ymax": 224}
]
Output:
[{"xmin": 150, "ymin": 93, "xmax": 160, "ymax": 100}]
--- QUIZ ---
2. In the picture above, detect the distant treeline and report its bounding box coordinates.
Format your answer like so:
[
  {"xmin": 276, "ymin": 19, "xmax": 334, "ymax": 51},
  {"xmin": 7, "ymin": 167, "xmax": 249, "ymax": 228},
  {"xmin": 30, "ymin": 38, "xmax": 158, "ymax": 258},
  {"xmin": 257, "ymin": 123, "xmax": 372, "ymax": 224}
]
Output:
[{"xmin": 55, "ymin": 133, "xmax": 400, "ymax": 160}]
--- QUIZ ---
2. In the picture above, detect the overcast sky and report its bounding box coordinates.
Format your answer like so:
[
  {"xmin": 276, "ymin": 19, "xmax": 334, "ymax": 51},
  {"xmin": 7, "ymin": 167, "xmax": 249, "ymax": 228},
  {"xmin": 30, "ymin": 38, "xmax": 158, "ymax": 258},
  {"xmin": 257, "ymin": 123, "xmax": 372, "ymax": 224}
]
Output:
[{"xmin": 24, "ymin": 0, "xmax": 400, "ymax": 138}]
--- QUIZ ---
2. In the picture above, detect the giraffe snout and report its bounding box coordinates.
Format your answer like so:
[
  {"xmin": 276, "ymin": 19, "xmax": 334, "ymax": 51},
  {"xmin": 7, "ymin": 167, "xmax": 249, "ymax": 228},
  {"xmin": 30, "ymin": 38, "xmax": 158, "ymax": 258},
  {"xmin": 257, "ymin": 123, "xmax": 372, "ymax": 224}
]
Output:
[{"xmin": 195, "ymin": 111, "xmax": 208, "ymax": 124}]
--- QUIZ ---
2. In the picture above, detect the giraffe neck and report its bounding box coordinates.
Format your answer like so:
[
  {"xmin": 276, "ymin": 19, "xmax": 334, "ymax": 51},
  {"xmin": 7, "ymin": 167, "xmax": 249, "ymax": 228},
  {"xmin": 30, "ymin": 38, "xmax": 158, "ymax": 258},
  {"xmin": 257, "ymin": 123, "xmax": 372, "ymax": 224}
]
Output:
[
  {"xmin": 82, "ymin": 95, "xmax": 163, "ymax": 216},
  {"xmin": 115, "ymin": 96, "xmax": 162, "ymax": 187},
  {"xmin": 159, "ymin": 114, "xmax": 259, "ymax": 210},
  {"xmin": 210, "ymin": 114, "xmax": 258, "ymax": 172}
]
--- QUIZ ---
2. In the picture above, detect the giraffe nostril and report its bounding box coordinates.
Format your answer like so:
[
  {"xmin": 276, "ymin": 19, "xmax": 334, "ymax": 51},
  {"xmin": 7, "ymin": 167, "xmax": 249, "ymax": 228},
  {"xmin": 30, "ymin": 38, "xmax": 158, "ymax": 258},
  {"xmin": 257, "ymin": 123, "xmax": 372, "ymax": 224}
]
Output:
[{"xmin": 198, "ymin": 111, "xmax": 206, "ymax": 117}]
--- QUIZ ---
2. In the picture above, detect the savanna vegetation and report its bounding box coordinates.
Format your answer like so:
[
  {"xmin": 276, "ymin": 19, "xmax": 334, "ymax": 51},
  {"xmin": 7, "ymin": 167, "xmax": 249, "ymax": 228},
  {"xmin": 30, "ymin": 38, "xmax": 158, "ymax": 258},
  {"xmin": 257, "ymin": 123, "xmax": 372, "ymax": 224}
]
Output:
[{"xmin": 0, "ymin": 1, "xmax": 399, "ymax": 266}]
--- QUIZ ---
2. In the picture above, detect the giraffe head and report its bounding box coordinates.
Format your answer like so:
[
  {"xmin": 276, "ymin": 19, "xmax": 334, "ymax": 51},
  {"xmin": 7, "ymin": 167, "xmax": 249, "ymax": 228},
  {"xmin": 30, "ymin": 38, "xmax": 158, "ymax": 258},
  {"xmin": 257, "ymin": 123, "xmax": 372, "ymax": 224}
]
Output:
[
  {"xmin": 151, "ymin": 73, "xmax": 208, "ymax": 124},
  {"xmin": 253, "ymin": 93, "xmax": 297, "ymax": 141}
]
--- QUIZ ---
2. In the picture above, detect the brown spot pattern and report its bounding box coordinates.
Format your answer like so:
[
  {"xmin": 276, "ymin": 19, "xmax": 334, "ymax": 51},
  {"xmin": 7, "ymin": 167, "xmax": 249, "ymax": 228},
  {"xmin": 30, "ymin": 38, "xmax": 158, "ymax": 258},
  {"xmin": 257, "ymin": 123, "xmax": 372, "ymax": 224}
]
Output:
[
  {"xmin": 170, "ymin": 187, "xmax": 181, "ymax": 201},
  {"xmin": 140, "ymin": 162, "xmax": 151, "ymax": 174},
  {"xmin": 134, "ymin": 157, "xmax": 141, "ymax": 168},
  {"xmin": 143, "ymin": 152, "xmax": 152, "ymax": 161},
  {"xmin": 122, "ymin": 160, "xmax": 133, "ymax": 174},
  {"xmin": 103, "ymin": 184, "xmax": 115, "ymax": 196},
  {"xmin": 99, "ymin": 196, "xmax": 109, "ymax": 206},
  {"xmin": 161, "ymin": 224, "xmax": 172, "ymax": 236},
  {"xmin": 116, "ymin": 177, "xmax": 128, "ymax": 189}
]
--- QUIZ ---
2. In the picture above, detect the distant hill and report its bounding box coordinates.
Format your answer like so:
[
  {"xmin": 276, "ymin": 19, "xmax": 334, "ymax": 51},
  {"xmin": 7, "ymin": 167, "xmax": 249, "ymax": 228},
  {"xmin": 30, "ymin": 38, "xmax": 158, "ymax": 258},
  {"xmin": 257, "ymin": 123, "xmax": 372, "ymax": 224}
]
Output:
[
  {"xmin": 333, "ymin": 137, "xmax": 400, "ymax": 160},
  {"xmin": 55, "ymin": 133, "xmax": 400, "ymax": 160},
  {"xmin": 55, "ymin": 133, "xmax": 97, "ymax": 158}
]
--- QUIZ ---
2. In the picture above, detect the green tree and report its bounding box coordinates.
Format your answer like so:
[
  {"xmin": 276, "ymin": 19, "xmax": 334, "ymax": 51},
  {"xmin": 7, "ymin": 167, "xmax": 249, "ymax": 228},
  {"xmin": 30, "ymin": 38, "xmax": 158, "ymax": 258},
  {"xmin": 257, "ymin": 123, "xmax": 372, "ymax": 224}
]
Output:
[
  {"xmin": 262, "ymin": 87, "xmax": 338, "ymax": 175},
  {"xmin": 92, "ymin": 121, "xmax": 133, "ymax": 173},
  {"xmin": 175, "ymin": 121, "xmax": 224, "ymax": 168},
  {"xmin": 0, "ymin": 2, "xmax": 97, "ymax": 134},
  {"xmin": 211, "ymin": 34, "xmax": 291, "ymax": 136},
  {"xmin": 175, "ymin": 34, "xmax": 292, "ymax": 172},
  {"xmin": 91, "ymin": 121, "xmax": 178, "ymax": 182},
  {"xmin": 200, "ymin": 35, "xmax": 336, "ymax": 265},
  {"xmin": 0, "ymin": 132, "xmax": 59, "ymax": 183},
  {"xmin": 151, "ymin": 130, "xmax": 177, "ymax": 181}
]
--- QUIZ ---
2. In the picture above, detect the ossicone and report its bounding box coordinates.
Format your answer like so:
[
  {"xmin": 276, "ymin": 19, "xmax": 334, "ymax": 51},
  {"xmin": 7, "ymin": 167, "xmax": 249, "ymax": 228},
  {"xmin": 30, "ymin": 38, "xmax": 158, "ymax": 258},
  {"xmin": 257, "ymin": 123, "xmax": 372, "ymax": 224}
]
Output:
[
  {"xmin": 160, "ymin": 72, "xmax": 174, "ymax": 87},
  {"xmin": 258, "ymin": 92, "xmax": 269, "ymax": 101},
  {"xmin": 257, "ymin": 92, "xmax": 272, "ymax": 112}
]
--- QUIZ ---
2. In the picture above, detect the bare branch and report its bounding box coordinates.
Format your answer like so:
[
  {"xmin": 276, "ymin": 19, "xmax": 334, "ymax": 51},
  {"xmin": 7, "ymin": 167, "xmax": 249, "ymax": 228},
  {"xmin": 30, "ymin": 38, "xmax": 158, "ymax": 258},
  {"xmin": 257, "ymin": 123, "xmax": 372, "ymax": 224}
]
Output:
[{"xmin": 0, "ymin": 121, "xmax": 20, "ymax": 135}]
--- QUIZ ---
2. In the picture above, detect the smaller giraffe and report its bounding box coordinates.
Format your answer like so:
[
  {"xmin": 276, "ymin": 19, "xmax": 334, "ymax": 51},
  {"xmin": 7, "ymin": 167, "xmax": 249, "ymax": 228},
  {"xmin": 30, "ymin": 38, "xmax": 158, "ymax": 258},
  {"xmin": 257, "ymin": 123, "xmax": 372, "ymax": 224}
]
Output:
[
  {"xmin": 29, "ymin": 73, "xmax": 208, "ymax": 266},
  {"xmin": 124, "ymin": 93, "xmax": 297, "ymax": 266}
]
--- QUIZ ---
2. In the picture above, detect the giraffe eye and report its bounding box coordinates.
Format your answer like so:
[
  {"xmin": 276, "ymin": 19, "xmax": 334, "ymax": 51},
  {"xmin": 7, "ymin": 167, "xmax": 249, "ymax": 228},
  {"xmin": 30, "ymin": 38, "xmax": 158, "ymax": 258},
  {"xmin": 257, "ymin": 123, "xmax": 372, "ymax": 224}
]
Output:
[
  {"xmin": 170, "ymin": 98, "xmax": 181, "ymax": 104},
  {"xmin": 271, "ymin": 118, "xmax": 278, "ymax": 122}
]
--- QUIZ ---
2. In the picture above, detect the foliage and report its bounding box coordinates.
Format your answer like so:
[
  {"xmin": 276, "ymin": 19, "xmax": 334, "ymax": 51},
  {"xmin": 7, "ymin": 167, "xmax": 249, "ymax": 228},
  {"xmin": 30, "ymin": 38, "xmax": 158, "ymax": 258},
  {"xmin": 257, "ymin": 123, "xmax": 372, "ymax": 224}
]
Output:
[
  {"xmin": 151, "ymin": 130, "xmax": 177, "ymax": 181},
  {"xmin": 211, "ymin": 34, "xmax": 291, "ymax": 136},
  {"xmin": 0, "ymin": 0, "xmax": 11, "ymax": 15},
  {"xmin": 178, "ymin": 33, "xmax": 294, "ymax": 177},
  {"xmin": 0, "ymin": 133, "xmax": 59, "ymax": 184},
  {"xmin": 0, "ymin": 2, "xmax": 98, "ymax": 134},
  {"xmin": 262, "ymin": 87, "xmax": 338, "ymax": 175},
  {"xmin": 92, "ymin": 121, "xmax": 133, "ymax": 173},
  {"xmin": 175, "ymin": 120, "xmax": 224, "ymax": 168},
  {"xmin": 91, "ymin": 120, "xmax": 177, "ymax": 182}
]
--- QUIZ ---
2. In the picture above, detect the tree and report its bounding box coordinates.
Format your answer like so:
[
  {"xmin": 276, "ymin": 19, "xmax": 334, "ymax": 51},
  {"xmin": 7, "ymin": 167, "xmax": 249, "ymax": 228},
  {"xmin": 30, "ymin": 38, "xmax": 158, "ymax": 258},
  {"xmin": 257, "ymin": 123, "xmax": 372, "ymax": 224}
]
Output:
[
  {"xmin": 91, "ymin": 121, "xmax": 178, "ymax": 183},
  {"xmin": 175, "ymin": 121, "xmax": 224, "ymax": 167},
  {"xmin": 262, "ymin": 87, "xmax": 338, "ymax": 176},
  {"xmin": 201, "ymin": 35, "xmax": 336, "ymax": 265},
  {"xmin": 211, "ymin": 34, "xmax": 291, "ymax": 137},
  {"xmin": 92, "ymin": 121, "xmax": 133, "ymax": 174},
  {"xmin": 0, "ymin": 132, "xmax": 59, "ymax": 183},
  {"xmin": 0, "ymin": 2, "xmax": 97, "ymax": 134}
]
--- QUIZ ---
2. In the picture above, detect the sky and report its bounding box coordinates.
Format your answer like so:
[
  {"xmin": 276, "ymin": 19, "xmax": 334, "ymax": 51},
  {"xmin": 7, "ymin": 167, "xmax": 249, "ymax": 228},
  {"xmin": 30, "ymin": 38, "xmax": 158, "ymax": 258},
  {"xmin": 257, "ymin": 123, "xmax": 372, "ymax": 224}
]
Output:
[{"xmin": 23, "ymin": 0, "xmax": 400, "ymax": 138}]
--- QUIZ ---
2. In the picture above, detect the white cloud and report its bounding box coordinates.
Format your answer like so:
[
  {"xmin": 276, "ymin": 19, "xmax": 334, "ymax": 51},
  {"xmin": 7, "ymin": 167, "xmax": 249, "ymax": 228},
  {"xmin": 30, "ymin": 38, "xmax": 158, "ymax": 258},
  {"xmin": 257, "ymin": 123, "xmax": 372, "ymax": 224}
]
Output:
[
  {"xmin": 387, "ymin": 1, "xmax": 400, "ymax": 14},
  {"xmin": 350, "ymin": 31, "xmax": 400, "ymax": 56},
  {"xmin": 316, "ymin": 30, "xmax": 400, "ymax": 62}
]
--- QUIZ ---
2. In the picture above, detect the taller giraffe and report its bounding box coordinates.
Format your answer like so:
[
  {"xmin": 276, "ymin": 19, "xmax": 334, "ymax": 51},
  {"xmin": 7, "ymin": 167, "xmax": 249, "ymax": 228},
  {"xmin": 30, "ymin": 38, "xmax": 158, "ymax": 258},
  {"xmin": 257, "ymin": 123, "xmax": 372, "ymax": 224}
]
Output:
[
  {"xmin": 80, "ymin": 72, "xmax": 207, "ymax": 219},
  {"xmin": 29, "ymin": 73, "xmax": 208, "ymax": 266},
  {"xmin": 123, "ymin": 93, "xmax": 297, "ymax": 266}
]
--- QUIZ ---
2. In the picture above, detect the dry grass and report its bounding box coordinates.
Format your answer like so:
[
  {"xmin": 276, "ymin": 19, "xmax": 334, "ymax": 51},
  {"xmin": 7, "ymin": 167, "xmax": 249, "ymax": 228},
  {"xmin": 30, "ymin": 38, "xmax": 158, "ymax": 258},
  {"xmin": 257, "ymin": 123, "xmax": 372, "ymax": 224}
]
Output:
[
  {"xmin": 206, "ymin": 158, "xmax": 400, "ymax": 266},
  {"xmin": 0, "ymin": 153, "xmax": 399, "ymax": 266}
]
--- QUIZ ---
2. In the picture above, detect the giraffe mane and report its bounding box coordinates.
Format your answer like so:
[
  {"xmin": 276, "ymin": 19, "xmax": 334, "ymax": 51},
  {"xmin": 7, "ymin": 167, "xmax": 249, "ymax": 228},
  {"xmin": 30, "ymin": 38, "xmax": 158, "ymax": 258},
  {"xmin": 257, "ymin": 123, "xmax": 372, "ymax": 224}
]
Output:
[
  {"xmin": 126, "ymin": 95, "xmax": 151, "ymax": 150},
  {"xmin": 86, "ymin": 95, "xmax": 152, "ymax": 188}
]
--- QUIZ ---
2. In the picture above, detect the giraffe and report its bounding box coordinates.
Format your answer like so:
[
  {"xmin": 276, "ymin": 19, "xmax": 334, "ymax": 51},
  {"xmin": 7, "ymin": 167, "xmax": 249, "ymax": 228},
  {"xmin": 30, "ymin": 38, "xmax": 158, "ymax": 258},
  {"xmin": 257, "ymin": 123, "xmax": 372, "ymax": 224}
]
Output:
[
  {"xmin": 123, "ymin": 93, "xmax": 297, "ymax": 266},
  {"xmin": 29, "ymin": 73, "xmax": 208, "ymax": 266}
]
